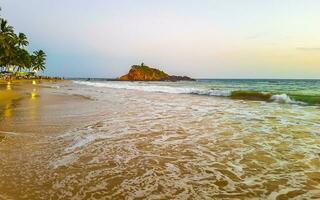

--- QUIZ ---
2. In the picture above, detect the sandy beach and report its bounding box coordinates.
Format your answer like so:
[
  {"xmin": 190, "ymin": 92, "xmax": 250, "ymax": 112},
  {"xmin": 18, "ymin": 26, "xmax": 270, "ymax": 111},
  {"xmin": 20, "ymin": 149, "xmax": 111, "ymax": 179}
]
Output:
[
  {"xmin": 0, "ymin": 80, "xmax": 94, "ymax": 133},
  {"xmin": 2, "ymin": 1, "xmax": 320, "ymax": 199},
  {"xmin": 0, "ymin": 80, "xmax": 104, "ymax": 199},
  {"xmin": 1, "ymin": 80, "xmax": 319, "ymax": 199}
]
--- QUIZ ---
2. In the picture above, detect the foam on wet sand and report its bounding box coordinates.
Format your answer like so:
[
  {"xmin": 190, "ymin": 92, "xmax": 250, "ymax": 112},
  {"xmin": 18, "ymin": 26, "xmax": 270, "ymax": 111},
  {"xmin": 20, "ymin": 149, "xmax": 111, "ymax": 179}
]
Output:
[{"xmin": 0, "ymin": 80, "xmax": 319, "ymax": 199}]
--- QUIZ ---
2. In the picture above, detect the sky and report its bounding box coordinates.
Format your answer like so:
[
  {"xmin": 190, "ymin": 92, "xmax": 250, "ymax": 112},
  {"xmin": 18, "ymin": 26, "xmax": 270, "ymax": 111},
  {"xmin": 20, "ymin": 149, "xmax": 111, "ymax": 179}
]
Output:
[{"xmin": 1, "ymin": 0, "xmax": 320, "ymax": 78}]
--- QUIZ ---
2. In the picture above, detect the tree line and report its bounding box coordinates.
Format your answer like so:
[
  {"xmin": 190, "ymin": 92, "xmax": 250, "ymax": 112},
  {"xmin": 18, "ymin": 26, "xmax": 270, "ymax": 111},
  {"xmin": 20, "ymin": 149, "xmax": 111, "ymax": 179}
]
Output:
[{"xmin": 0, "ymin": 7, "xmax": 46, "ymax": 74}]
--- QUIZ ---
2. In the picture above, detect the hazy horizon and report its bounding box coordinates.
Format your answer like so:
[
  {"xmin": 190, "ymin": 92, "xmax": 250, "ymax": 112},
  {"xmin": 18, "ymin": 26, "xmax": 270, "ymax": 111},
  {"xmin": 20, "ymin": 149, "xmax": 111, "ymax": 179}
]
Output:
[{"xmin": 2, "ymin": 0, "xmax": 320, "ymax": 79}]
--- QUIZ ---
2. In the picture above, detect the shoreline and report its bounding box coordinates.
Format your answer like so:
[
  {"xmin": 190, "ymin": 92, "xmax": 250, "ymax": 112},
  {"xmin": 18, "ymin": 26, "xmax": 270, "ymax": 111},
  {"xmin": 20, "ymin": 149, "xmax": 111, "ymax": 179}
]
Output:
[
  {"xmin": 0, "ymin": 79, "xmax": 319, "ymax": 199},
  {"xmin": 0, "ymin": 79, "xmax": 100, "ymax": 134},
  {"xmin": 73, "ymin": 79, "xmax": 320, "ymax": 106},
  {"xmin": 0, "ymin": 80, "xmax": 109, "ymax": 199},
  {"xmin": 0, "ymin": 77, "xmax": 63, "ymax": 83}
]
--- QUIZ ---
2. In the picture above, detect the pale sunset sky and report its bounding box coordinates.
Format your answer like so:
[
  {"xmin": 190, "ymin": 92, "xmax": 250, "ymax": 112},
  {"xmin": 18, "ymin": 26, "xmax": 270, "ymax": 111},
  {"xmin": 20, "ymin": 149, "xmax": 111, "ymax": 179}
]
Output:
[{"xmin": 2, "ymin": 0, "xmax": 320, "ymax": 78}]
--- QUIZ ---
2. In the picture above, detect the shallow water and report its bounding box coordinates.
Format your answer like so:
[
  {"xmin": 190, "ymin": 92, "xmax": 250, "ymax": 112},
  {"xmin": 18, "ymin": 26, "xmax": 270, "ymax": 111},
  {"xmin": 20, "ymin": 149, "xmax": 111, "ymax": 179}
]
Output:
[
  {"xmin": 1, "ymin": 81, "xmax": 320, "ymax": 199},
  {"xmin": 53, "ymin": 82, "xmax": 320, "ymax": 199}
]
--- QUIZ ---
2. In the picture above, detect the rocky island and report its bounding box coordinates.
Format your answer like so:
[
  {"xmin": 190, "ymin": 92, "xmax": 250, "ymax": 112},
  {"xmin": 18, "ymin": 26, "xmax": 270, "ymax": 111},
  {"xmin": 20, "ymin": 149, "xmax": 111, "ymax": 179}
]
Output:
[{"xmin": 118, "ymin": 63, "xmax": 195, "ymax": 81}]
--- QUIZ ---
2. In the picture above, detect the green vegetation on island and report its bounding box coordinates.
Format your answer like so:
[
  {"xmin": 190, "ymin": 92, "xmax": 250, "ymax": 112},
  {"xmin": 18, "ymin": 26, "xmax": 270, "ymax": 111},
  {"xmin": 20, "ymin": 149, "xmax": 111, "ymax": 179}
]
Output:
[{"xmin": 0, "ymin": 7, "xmax": 47, "ymax": 80}]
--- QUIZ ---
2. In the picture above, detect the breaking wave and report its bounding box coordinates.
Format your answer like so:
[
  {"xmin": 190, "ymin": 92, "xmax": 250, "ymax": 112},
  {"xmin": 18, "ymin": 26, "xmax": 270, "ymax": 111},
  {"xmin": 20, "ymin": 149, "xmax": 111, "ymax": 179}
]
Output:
[
  {"xmin": 73, "ymin": 81, "xmax": 230, "ymax": 96},
  {"xmin": 270, "ymin": 94, "xmax": 297, "ymax": 104},
  {"xmin": 73, "ymin": 81, "xmax": 319, "ymax": 105}
]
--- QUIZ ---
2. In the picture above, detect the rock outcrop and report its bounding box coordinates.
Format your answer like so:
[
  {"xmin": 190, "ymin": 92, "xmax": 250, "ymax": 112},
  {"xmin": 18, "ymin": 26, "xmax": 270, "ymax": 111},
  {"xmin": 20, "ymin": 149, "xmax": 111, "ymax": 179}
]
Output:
[{"xmin": 118, "ymin": 64, "xmax": 195, "ymax": 81}]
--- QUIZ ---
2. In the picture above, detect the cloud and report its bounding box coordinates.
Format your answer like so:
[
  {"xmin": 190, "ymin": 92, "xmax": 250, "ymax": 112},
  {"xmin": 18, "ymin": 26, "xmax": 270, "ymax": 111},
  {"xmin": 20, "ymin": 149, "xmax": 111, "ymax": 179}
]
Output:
[{"xmin": 296, "ymin": 47, "xmax": 320, "ymax": 51}]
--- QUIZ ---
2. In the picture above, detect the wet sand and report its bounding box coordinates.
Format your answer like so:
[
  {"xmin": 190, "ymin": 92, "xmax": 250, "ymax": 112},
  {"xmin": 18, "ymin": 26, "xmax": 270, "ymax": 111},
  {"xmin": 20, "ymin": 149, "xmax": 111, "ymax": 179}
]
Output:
[
  {"xmin": 0, "ymin": 80, "xmax": 103, "ymax": 199},
  {"xmin": 0, "ymin": 80, "xmax": 95, "ymax": 133},
  {"xmin": 0, "ymin": 80, "xmax": 319, "ymax": 199}
]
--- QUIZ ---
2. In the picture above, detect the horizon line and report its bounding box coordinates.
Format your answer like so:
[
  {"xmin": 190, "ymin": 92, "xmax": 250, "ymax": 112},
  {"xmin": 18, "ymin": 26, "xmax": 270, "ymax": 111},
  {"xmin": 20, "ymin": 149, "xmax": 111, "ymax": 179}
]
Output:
[{"xmin": 65, "ymin": 77, "xmax": 320, "ymax": 80}]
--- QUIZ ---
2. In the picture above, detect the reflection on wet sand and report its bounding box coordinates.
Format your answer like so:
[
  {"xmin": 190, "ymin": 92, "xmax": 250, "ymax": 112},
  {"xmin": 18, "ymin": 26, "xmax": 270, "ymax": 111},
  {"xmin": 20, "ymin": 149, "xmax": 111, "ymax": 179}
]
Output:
[
  {"xmin": 29, "ymin": 88, "xmax": 39, "ymax": 120},
  {"xmin": 0, "ymin": 83, "xmax": 39, "ymax": 121},
  {"xmin": 0, "ymin": 83, "xmax": 17, "ymax": 120},
  {"xmin": 31, "ymin": 88, "xmax": 38, "ymax": 100},
  {"xmin": 3, "ymin": 103, "xmax": 12, "ymax": 119},
  {"xmin": 6, "ymin": 82, "xmax": 11, "ymax": 91}
]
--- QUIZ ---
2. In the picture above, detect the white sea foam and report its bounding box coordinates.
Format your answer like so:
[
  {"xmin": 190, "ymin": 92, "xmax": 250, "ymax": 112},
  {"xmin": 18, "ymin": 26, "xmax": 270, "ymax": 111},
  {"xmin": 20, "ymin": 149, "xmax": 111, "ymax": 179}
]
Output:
[
  {"xmin": 73, "ymin": 81, "xmax": 307, "ymax": 105},
  {"xmin": 270, "ymin": 94, "xmax": 299, "ymax": 104},
  {"xmin": 49, "ymin": 154, "xmax": 78, "ymax": 169},
  {"xmin": 64, "ymin": 134, "xmax": 99, "ymax": 153},
  {"xmin": 45, "ymin": 80, "xmax": 319, "ymax": 199},
  {"xmin": 73, "ymin": 81, "xmax": 230, "ymax": 96}
]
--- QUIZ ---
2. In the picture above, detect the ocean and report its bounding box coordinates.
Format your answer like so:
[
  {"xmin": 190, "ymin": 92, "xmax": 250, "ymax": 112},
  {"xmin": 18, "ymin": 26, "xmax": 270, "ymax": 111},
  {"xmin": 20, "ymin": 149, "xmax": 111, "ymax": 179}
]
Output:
[
  {"xmin": 73, "ymin": 79, "xmax": 320, "ymax": 105},
  {"xmin": 45, "ymin": 79, "xmax": 319, "ymax": 199}
]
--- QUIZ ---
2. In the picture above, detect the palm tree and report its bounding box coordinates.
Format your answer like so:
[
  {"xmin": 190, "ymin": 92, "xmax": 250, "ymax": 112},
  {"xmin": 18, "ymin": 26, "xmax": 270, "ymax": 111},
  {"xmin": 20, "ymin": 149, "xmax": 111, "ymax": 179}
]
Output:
[
  {"xmin": 0, "ymin": 20, "xmax": 13, "ymax": 51},
  {"xmin": 31, "ymin": 50, "xmax": 46, "ymax": 73},
  {"xmin": 0, "ymin": 19, "xmax": 14, "ymax": 35},
  {"xmin": 0, "ymin": 19, "xmax": 15, "ymax": 71},
  {"xmin": 16, "ymin": 33, "xmax": 28, "ymax": 48},
  {"xmin": 15, "ymin": 49, "xmax": 31, "ymax": 72},
  {"xmin": 0, "ymin": 7, "xmax": 47, "ymax": 75}
]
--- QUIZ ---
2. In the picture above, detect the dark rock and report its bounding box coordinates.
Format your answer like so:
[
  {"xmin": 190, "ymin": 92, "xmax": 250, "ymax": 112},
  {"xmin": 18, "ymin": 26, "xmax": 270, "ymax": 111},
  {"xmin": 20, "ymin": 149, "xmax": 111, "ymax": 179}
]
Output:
[{"xmin": 168, "ymin": 75, "xmax": 195, "ymax": 82}]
